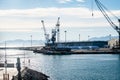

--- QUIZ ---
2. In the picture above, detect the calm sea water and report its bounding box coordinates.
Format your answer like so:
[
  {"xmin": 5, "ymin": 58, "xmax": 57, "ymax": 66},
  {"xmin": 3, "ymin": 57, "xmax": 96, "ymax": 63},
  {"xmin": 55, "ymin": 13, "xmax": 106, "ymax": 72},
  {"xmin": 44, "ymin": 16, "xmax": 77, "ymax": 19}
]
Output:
[{"xmin": 0, "ymin": 49, "xmax": 120, "ymax": 80}]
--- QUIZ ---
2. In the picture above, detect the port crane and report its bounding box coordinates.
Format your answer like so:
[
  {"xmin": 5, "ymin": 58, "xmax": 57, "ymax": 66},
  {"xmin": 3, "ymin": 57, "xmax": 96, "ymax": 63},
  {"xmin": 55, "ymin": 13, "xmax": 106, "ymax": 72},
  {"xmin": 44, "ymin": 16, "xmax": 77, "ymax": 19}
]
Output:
[
  {"xmin": 41, "ymin": 17, "xmax": 60, "ymax": 45},
  {"xmin": 51, "ymin": 28, "xmax": 56, "ymax": 45},
  {"xmin": 56, "ymin": 17, "xmax": 60, "ymax": 42},
  {"xmin": 95, "ymin": 0, "xmax": 120, "ymax": 48},
  {"xmin": 51, "ymin": 17, "xmax": 60, "ymax": 45},
  {"xmin": 41, "ymin": 20, "xmax": 50, "ymax": 45}
]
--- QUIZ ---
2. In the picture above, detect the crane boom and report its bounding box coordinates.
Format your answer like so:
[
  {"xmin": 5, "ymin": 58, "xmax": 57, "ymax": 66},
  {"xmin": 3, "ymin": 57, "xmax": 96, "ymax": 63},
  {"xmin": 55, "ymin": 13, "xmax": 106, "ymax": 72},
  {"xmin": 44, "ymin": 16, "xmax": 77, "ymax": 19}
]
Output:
[
  {"xmin": 95, "ymin": 0, "xmax": 120, "ymax": 48},
  {"xmin": 41, "ymin": 20, "xmax": 49, "ymax": 44}
]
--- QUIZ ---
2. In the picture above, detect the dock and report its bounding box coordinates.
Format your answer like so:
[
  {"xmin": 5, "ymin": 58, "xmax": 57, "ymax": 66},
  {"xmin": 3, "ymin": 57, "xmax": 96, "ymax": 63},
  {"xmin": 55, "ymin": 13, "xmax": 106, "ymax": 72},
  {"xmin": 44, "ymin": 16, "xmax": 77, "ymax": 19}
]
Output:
[
  {"xmin": 0, "ymin": 45, "xmax": 120, "ymax": 55},
  {"xmin": 71, "ymin": 48, "xmax": 120, "ymax": 54},
  {"xmin": 33, "ymin": 47, "xmax": 120, "ymax": 54}
]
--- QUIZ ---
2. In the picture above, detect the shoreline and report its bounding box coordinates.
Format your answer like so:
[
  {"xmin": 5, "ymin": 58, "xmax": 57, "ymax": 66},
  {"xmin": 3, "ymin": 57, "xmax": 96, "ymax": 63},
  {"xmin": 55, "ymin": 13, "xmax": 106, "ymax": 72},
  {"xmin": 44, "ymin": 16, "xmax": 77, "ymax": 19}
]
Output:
[
  {"xmin": 33, "ymin": 48, "xmax": 120, "ymax": 55},
  {"xmin": 0, "ymin": 47, "xmax": 120, "ymax": 54}
]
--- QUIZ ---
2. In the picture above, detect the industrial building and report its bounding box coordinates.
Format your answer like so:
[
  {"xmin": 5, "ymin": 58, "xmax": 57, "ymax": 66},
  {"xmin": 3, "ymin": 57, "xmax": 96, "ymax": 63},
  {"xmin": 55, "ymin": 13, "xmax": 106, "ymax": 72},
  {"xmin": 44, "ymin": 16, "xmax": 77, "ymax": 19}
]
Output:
[
  {"xmin": 54, "ymin": 41, "xmax": 108, "ymax": 49},
  {"xmin": 108, "ymin": 38, "xmax": 119, "ymax": 49}
]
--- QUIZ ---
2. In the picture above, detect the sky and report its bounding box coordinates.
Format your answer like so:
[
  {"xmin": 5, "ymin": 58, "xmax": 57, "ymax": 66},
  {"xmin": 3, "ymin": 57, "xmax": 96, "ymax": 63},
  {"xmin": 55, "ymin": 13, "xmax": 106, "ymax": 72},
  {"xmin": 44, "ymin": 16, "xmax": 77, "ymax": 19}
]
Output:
[{"xmin": 0, "ymin": 0, "xmax": 120, "ymax": 42}]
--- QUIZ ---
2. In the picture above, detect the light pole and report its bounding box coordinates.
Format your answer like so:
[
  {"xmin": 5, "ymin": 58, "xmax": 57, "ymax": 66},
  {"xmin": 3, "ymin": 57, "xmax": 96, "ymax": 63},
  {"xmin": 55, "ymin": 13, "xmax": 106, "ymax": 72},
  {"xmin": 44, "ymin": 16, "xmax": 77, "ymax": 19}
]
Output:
[
  {"xmin": 30, "ymin": 35, "xmax": 32, "ymax": 47},
  {"xmin": 88, "ymin": 35, "xmax": 90, "ymax": 41},
  {"xmin": 64, "ymin": 31, "xmax": 67, "ymax": 42},
  {"xmin": 79, "ymin": 34, "xmax": 80, "ymax": 41},
  {"xmin": 109, "ymin": 34, "xmax": 111, "ymax": 40},
  {"xmin": 5, "ymin": 41, "xmax": 7, "ymax": 74},
  {"xmin": 23, "ymin": 43, "xmax": 25, "ymax": 67}
]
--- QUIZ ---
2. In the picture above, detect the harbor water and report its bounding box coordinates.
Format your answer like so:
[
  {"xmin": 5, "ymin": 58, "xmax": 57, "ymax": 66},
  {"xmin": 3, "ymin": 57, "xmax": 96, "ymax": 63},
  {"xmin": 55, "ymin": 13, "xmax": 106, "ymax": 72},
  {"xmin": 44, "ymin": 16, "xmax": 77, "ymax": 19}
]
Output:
[{"xmin": 0, "ymin": 49, "xmax": 120, "ymax": 80}]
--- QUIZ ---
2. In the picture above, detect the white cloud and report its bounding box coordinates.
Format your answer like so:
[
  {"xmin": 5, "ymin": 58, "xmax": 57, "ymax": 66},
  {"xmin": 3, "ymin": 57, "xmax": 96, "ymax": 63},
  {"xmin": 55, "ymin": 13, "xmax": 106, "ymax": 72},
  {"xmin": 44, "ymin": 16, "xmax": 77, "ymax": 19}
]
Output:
[
  {"xmin": 57, "ymin": 0, "xmax": 72, "ymax": 3},
  {"xmin": 57, "ymin": 0, "xmax": 85, "ymax": 3},
  {"xmin": 0, "ymin": 8, "xmax": 119, "ymax": 18},
  {"xmin": 76, "ymin": 0, "xmax": 85, "ymax": 2},
  {"xmin": 0, "ymin": 7, "xmax": 120, "ymax": 32}
]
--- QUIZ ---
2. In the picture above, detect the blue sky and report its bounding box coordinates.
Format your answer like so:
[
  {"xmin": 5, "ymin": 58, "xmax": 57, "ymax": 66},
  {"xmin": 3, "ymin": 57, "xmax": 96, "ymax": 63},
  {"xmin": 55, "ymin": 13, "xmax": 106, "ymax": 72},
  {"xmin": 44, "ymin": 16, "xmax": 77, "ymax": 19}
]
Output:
[
  {"xmin": 0, "ymin": 0, "xmax": 120, "ymax": 42},
  {"xmin": 0, "ymin": 0, "xmax": 119, "ymax": 9}
]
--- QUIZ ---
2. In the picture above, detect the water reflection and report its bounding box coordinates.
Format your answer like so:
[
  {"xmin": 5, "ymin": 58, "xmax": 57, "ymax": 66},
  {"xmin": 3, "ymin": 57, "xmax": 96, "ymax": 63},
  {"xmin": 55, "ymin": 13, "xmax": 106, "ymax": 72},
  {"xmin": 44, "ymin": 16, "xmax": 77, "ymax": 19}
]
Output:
[
  {"xmin": 0, "ymin": 49, "xmax": 120, "ymax": 80},
  {"xmin": 119, "ymin": 54, "xmax": 120, "ymax": 60},
  {"xmin": 0, "ymin": 49, "xmax": 31, "ymax": 67}
]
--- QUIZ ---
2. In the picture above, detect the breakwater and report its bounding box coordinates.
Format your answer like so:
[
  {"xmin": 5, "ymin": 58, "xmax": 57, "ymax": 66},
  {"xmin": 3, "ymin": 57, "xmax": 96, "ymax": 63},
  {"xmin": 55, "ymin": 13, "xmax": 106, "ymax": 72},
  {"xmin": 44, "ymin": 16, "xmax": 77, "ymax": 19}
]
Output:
[{"xmin": 1, "ymin": 46, "xmax": 120, "ymax": 54}]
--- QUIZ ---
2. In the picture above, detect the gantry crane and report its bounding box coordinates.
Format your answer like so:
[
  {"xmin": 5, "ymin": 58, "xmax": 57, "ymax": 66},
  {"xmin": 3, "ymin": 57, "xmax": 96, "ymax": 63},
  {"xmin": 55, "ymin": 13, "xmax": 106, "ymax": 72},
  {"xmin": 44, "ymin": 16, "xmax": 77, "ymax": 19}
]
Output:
[
  {"xmin": 41, "ymin": 20, "xmax": 50, "ymax": 45},
  {"xmin": 95, "ymin": 0, "xmax": 120, "ymax": 48}
]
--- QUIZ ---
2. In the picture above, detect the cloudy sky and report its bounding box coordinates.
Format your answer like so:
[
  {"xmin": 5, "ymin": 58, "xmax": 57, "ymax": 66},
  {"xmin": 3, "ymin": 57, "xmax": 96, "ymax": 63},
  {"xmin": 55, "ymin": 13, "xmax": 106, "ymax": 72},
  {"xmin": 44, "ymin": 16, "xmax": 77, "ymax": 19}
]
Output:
[{"xmin": 0, "ymin": 0, "xmax": 120, "ymax": 42}]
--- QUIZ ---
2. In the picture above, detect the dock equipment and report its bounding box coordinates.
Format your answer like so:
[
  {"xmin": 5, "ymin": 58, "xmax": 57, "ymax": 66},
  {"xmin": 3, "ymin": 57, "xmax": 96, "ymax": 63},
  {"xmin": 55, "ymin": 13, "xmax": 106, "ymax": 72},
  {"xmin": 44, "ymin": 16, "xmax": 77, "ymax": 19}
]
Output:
[
  {"xmin": 41, "ymin": 17, "xmax": 60, "ymax": 46},
  {"xmin": 95, "ymin": 0, "xmax": 120, "ymax": 48},
  {"xmin": 51, "ymin": 17, "xmax": 60, "ymax": 45},
  {"xmin": 56, "ymin": 17, "xmax": 60, "ymax": 42},
  {"xmin": 41, "ymin": 20, "xmax": 50, "ymax": 45}
]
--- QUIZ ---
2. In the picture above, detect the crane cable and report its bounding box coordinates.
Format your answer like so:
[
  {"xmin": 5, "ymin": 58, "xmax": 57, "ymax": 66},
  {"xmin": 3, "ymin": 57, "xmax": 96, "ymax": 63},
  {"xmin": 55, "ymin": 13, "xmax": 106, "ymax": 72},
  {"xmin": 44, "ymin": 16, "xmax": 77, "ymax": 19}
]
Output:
[
  {"xmin": 95, "ymin": 0, "xmax": 119, "ymax": 32},
  {"xmin": 91, "ymin": 0, "xmax": 94, "ymax": 16},
  {"xmin": 96, "ymin": 0, "xmax": 119, "ymax": 20}
]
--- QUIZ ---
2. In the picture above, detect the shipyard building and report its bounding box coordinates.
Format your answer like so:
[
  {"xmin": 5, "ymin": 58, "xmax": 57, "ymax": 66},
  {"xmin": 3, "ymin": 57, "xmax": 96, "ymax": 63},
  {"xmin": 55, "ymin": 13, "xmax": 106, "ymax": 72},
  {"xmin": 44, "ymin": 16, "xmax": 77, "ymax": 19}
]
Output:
[
  {"xmin": 54, "ymin": 41, "xmax": 108, "ymax": 49},
  {"xmin": 108, "ymin": 38, "xmax": 119, "ymax": 49}
]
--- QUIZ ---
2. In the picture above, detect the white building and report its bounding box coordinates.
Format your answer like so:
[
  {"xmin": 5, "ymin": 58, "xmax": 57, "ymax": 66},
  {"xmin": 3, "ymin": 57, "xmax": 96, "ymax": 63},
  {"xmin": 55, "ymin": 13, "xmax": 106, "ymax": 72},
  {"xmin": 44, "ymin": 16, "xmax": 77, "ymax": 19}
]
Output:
[{"xmin": 108, "ymin": 38, "xmax": 118, "ymax": 49}]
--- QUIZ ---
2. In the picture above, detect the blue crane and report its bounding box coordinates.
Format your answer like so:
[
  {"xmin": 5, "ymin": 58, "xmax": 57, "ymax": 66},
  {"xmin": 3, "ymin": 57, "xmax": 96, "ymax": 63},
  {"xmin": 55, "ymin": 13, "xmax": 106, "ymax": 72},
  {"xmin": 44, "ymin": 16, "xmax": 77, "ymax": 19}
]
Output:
[{"xmin": 95, "ymin": 0, "xmax": 120, "ymax": 48}]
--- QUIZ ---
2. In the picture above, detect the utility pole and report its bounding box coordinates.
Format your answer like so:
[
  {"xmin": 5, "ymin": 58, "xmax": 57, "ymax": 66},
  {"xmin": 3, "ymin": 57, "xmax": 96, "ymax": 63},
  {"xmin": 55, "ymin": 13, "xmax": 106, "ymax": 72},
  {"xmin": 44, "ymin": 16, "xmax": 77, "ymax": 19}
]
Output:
[
  {"xmin": 79, "ymin": 34, "xmax": 80, "ymax": 41},
  {"xmin": 5, "ymin": 41, "xmax": 7, "ymax": 74},
  {"xmin": 88, "ymin": 35, "xmax": 90, "ymax": 41},
  {"xmin": 30, "ymin": 35, "xmax": 32, "ymax": 47},
  {"xmin": 109, "ymin": 34, "xmax": 111, "ymax": 40},
  {"xmin": 23, "ymin": 43, "xmax": 25, "ymax": 67},
  {"xmin": 64, "ymin": 31, "xmax": 67, "ymax": 42}
]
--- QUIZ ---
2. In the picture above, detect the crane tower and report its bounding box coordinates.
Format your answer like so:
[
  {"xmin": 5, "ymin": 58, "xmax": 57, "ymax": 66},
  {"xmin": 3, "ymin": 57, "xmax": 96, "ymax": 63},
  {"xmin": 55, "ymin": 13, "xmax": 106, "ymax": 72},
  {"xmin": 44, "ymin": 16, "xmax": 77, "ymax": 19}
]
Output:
[{"xmin": 56, "ymin": 17, "xmax": 60, "ymax": 42}]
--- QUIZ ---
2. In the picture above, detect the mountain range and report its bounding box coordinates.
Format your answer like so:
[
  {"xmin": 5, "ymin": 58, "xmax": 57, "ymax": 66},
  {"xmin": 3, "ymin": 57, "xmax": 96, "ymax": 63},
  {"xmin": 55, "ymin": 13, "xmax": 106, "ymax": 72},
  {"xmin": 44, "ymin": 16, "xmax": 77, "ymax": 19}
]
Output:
[
  {"xmin": 0, "ymin": 39, "xmax": 45, "ymax": 47},
  {"xmin": 89, "ymin": 36, "xmax": 118, "ymax": 41},
  {"xmin": 0, "ymin": 36, "xmax": 118, "ymax": 47}
]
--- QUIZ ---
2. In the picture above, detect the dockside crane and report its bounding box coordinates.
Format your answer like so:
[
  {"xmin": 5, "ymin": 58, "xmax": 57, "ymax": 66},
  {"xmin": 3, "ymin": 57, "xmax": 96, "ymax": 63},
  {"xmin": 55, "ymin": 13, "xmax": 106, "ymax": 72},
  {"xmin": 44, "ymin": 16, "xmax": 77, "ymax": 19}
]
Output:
[
  {"xmin": 51, "ymin": 17, "xmax": 60, "ymax": 45},
  {"xmin": 56, "ymin": 17, "xmax": 60, "ymax": 42},
  {"xmin": 41, "ymin": 17, "xmax": 60, "ymax": 46},
  {"xmin": 41, "ymin": 20, "xmax": 50, "ymax": 45},
  {"xmin": 95, "ymin": 0, "xmax": 120, "ymax": 48}
]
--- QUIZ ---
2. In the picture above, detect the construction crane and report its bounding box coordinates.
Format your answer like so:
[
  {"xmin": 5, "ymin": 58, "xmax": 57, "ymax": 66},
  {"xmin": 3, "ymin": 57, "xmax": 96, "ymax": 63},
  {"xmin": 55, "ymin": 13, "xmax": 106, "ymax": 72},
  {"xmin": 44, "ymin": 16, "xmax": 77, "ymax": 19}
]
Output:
[
  {"xmin": 56, "ymin": 17, "xmax": 60, "ymax": 42},
  {"xmin": 95, "ymin": 0, "xmax": 120, "ymax": 48},
  {"xmin": 41, "ymin": 20, "xmax": 50, "ymax": 45}
]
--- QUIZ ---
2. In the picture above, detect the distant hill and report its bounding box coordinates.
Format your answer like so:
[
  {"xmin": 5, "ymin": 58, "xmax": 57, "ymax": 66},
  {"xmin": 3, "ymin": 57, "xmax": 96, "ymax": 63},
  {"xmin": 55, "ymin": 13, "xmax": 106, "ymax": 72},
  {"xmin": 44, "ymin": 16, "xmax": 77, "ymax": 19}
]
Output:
[
  {"xmin": 0, "ymin": 36, "xmax": 118, "ymax": 47},
  {"xmin": 89, "ymin": 36, "xmax": 118, "ymax": 41},
  {"xmin": 0, "ymin": 39, "xmax": 45, "ymax": 47}
]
